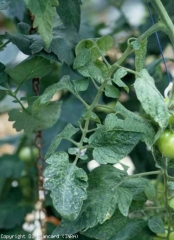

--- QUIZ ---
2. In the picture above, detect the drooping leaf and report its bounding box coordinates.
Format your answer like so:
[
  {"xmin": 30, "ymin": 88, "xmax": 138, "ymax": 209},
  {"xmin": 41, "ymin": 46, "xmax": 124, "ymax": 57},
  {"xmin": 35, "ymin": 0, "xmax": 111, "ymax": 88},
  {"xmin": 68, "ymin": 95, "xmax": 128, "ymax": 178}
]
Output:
[
  {"xmin": 148, "ymin": 216, "xmax": 165, "ymax": 234},
  {"xmin": 52, "ymin": 165, "xmax": 127, "ymax": 235},
  {"xmin": 56, "ymin": 0, "xmax": 82, "ymax": 31},
  {"xmin": 134, "ymin": 69, "xmax": 169, "ymax": 128},
  {"xmin": 5, "ymin": 56, "xmax": 53, "ymax": 84},
  {"xmin": 5, "ymin": 26, "xmax": 79, "ymax": 65},
  {"xmin": 45, "ymin": 123, "xmax": 79, "ymax": 158},
  {"xmin": 23, "ymin": 0, "xmax": 59, "ymax": 48},
  {"xmin": 8, "ymin": 101, "xmax": 61, "ymax": 133},
  {"xmin": 44, "ymin": 152, "xmax": 88, "ymax": 220},
  {"xmin": 115, "ymin": 102, "xmax": 156, "ymax": 146}
]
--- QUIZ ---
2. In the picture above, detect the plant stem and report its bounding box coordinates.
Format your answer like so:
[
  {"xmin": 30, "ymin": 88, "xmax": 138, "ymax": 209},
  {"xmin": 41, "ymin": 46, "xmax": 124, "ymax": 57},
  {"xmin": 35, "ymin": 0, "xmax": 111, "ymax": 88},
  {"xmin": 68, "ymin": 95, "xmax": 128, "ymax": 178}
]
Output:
[
  {"xmin": 110, "ymin": 23, "xmax": 164, "ymax": 76},
  {"xmin": 129, "ymin": 170, "xmax": 161, "ymax": 178},
  {"xmin": 151, "ymin": 0, "xmax": 174, "ymax": 47},
  {"xmin": 163, "ymin": 169, "xmax": 172, "ymax": 240},
  {"xmin": 0, "ymin": 40, "xmax": 10, "ymax": 50}
]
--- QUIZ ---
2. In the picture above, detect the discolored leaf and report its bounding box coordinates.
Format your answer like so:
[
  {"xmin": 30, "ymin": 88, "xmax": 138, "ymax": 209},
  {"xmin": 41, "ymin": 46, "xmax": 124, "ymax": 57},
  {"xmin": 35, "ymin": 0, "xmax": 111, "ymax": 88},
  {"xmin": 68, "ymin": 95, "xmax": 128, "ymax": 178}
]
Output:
[
  {"xmin": 115, "ymin": 102, "xmax": 156, "ymax": 146},
  {"xmin": 44, "ymin": 152, "xmax": 88, "ymax": 220},
  {"xmin": 52, "ymin": 165, "xmax": 127, "ymax": 235},
  {"xmin": 134, "ymin": 69, "xmax": 169, "ymax": 128},
  {"xmin": 112, "ymin": 68, "xmax": 129, "ymax": 93},
  {"xmin": 45, "ymin": 123, "xmax": 79, "ymax": 158},
  {"xmin": 89, "ymin": 124, "xmax": 142, "ymax": 164}
]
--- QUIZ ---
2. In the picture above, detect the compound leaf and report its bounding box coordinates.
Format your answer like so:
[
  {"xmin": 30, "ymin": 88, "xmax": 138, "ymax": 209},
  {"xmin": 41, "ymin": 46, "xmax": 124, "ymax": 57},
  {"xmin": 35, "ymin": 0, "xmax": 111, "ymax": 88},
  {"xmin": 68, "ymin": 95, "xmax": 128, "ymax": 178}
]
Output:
[{"xmin": 44, "ymin": 152, "xmax": 88, "ymax": 220}]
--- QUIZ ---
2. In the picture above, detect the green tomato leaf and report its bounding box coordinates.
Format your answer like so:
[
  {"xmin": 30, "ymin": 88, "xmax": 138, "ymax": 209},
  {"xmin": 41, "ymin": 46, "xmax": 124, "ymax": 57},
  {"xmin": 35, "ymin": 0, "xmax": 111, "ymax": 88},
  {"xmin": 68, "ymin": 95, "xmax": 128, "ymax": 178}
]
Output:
[
  {"xmin": 5, "ymin": 56, "xmax": 53, "ymax": 84},
  {"xmin": 134, "ymin": 69, "xmax": 169, "ymax": 128},
  {"xmin": 73, "ymin": 79, "xmax": 89, "ymax": 92},
  {"xmin": 115, "ymin": 102, "xmax": 156, "ymax": 146},
  {"xmin": 148, "ymin": 216, "xmax": 165, "ymax": 234},
  {"xmin": 96, "ymin": 35, "xmax": 113, "ymax": 55},
  {"xmin": 144, "ymin": 181, "xmax": 156, "ymax": 201},
  {"xmin": 134, "ymin": 39, "xmax": 147, "ymax": 73},
  {"xmin": 34, "ymin": 76, "xmax": 87, "ymax": 108},
  {"xmin": 45, "ymin": 123, "xmax": 79, "ymax": 159},
  {"xmin": 82, "ymin": 210, "xmax": 130, "ymax": 240},
  {"xmin": 117, "ymin": 187, "xmax": 133, "ymax": 216},
  {"xmin": 104, "ymin": 84, "xmax": 120, "ymax": 98},
  {"xmin": 112, "ymin": 68, "xmax": 129, "ymax": 93},
  {"xmin": 52, "ymin": 165, "xmax": 127, "ymax": 235},
  {"xmin": 73, "ymin": 48, "xmax": 91, "ymax": 69},
  {"xmin": 56, "ymin": 0, "xmax": 82, "ymax": 31},
  {"xmin": 89, "ymin": 124, "xmax": 142, "ymax": 164},
  {"xmin": 8, "ymin": 101, "xmax": 61, "ymax": 133},
  {"xmin": 23, "ymin": 0, "xmax": 59, "ymax": 48},
  {"xmin": 110, "ymin": 219, "xmax": 147, "ymax": 240},
  {"xmin": 152, "ymin": 145, "xmax": 167, "ymax": 169},
  {"xmin": 44, "ymin": 152, "xmax": 88, "ymax": 220},
  {"xmin": 75, "ymin": 39, "xmax": 100, "ymax": 61}
]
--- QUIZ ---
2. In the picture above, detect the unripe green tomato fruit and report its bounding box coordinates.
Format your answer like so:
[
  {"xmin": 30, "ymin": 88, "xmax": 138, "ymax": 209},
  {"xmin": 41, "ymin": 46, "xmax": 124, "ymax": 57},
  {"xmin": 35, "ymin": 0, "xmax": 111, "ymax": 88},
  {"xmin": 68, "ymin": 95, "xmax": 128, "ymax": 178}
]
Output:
[
  {"xmin": 18, "ymin": 147, "xmax": 39, "ymax": 162},
  {"xmin": 168, "ymin": 198, "xmax": 174, "ymax": 209},
  {"xmin": 157, "ymin": 130, "xmax": 174, "ymax": 159}
]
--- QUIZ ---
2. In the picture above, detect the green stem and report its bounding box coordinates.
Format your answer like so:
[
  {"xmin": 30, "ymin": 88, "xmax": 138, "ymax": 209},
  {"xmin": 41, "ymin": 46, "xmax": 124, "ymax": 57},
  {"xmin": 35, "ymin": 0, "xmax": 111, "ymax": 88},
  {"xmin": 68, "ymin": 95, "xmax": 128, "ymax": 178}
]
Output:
[
  {"xmin": 110, "ymin": 23, "xmax": 164, "ymax": 76},
  {"xmin": 163, "ymin": 168, "xmax": 172, "ymax": 240},
  {"xmin": 151, "ymin": 0, "xmax": 174, "ymax": 47},
  {"xmin": 129, "ymin": 170, "xmax": 161, "ymax": 178},
  {"xmin": 0, "ymin": 40, "xmax": 10, "ymax": 50}
]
